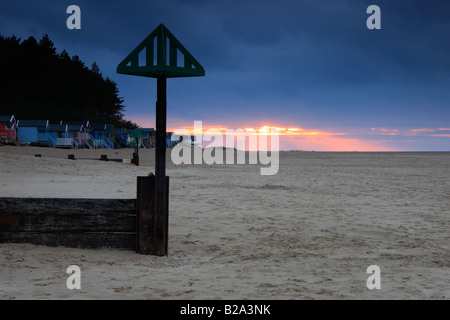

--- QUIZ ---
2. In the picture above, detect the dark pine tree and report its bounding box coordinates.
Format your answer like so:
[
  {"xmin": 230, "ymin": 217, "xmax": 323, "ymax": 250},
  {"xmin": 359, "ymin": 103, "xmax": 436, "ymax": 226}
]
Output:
[{"xmin": 0, "ymin": 34, "xmax": 137, "ymax": 129}]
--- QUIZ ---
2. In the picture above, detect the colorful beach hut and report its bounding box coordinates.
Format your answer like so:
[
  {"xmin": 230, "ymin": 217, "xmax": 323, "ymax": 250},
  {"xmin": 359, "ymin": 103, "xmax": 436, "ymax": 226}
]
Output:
[
  {"xmin": 45, "ymin": 124, "xmax": 71, "ymax": 148},
  {"xmin": 89, "ymin": 123, "xmax": 114, "ymax": 149},
  {"xmin": 139, "ymin": 128, "xmax": 155, "ymax": 148},
  {"xmin": 60, "ymin": 121, "xmax": 91, "ymax": 149},
  {"xmin": 114, "ymin": 128, "xmax": 128, "ymax": 148},
  {"xmin": 16, "ymin": 120, "xmax": 49, "ymax": 146},
  {"xmin": 166, "ymin": 132, "xmax": 176, "ymax": 148},
  {"xmin": 0, "ymin": 115, "xmax": 17, "ymax": 143}
]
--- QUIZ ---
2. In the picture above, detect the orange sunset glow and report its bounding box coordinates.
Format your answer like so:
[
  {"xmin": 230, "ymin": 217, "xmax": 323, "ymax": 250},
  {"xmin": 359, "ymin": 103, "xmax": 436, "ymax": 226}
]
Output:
[{"xmin": 166, "ymin": 124, "xmax": 396, "ymax": 152}]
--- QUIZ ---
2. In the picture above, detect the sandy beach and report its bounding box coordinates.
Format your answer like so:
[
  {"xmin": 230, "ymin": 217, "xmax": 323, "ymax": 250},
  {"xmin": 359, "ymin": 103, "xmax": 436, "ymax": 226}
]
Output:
[{"xmin": 0, "ymin": 146, "xmax": 449, "ymax": 300}]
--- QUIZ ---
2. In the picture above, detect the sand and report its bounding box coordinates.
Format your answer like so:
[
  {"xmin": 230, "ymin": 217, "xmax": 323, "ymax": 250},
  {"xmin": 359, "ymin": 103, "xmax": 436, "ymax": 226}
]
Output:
[{"xmin": 0, "ymin": 146, "xmax": 449, "ymax": 300}]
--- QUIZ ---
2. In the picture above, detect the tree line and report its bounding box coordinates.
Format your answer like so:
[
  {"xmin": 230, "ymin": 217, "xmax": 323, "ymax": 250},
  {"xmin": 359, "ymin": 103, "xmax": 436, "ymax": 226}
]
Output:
[{"xmin": 0, "ymin": 34, "xmax": 137, "ymax": 129}]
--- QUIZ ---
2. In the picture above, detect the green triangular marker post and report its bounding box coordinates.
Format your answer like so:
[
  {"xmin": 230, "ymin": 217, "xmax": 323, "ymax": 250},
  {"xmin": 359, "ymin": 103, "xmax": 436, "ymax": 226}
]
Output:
[{"xmin": 117, "ymin": 24, "xmax": 205, "ymax": 256}]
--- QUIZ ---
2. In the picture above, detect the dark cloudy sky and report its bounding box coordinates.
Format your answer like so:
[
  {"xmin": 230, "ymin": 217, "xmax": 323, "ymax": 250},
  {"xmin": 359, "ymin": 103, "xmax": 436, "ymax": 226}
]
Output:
[{"xmin": 1, "ymin": 0, "xmax": 449, "ymax": 151}]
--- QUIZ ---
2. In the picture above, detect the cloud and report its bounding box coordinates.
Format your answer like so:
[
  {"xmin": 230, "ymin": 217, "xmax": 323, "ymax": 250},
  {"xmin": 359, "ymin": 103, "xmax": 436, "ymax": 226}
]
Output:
[
  {"xmin": 410, "ymin": 128, "xmax": 435, "ymax": 133},
  {"xmin": 430, "ymin": 134, "xmax": 450, "ymax": 137},
  {"xmin": 369, "ymin": 128, "xmax": 399, "ymax": 135}
]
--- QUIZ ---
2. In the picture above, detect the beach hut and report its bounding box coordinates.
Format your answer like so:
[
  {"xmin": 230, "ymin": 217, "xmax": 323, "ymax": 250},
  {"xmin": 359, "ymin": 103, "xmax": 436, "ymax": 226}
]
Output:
[
  {"xmin": 89, "ymin": 123, "xmax": 114, "ymax": 149},
  {"xmin": 67, "ymin": 124, "xmax": 85, "ymax": 144},
  {"xmin": 45, "ymin": 124, "xmax": 71, "ymax": 148},
  {"xmin": 61, "ymin": 121, "xmax": 92, "ymax": 148},
  {"xmin": 141, "ymin": 128, "xmax": 155, "ymax": 137},
  {"xmin": 60, "ymin": 120, "xmax": 90, "ymax": 129},
  {"xmin": 16, "ymin": 120, "xmax": 49, "ymax": 146},
  {"xmin": 90, "ymin": 124, "xmax": 114, "ymax": 139},
  {"xmin": 166, "ymin": 132, "xmax": 177, "ymax": 148},
  {"xmin": 0, "ymin": 115, "xmax": 17, "ymax": 144},
  {"xmin": 140, "ymin": 128, "xmax": 155, "ymax": 148},
  {"xmin": 114, "ymin": 128, "xmax": 128, "ymax": 148}
]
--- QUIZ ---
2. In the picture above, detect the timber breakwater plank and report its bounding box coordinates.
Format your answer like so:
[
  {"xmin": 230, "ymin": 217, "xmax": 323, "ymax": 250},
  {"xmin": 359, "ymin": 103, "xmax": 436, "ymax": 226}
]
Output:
[{"xmin": 0, "ymin": 197, "xmax": 136, "ymax": 249}]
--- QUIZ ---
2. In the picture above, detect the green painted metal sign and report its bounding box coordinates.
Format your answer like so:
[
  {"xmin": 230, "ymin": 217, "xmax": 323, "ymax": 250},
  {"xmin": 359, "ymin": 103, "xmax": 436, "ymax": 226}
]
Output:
[
  {"xmin": 117, "ymin": 24, "xmax": 205, "ymax": 78},
  {"xmin": 130, "ymin": 129, "xmax": 145, "ymax": 139}
]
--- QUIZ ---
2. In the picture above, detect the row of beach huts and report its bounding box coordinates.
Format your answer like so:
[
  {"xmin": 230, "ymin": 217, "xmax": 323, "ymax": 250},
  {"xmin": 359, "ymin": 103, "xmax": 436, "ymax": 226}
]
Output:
[{"xmin": 0, "ymin": 115, "xmax": 178, "ymax": 149}]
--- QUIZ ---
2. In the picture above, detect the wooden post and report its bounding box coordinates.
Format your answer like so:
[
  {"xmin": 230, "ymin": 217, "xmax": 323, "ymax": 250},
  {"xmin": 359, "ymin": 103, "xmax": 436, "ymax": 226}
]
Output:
[
  {"xmin": 136, "ymin": 175, "xmax": 169, "ymax": 255},
  {"xmin": 134, "ymin": 139, "xmax": 139, "ymax": 166},
  {"xmin": 132, "ymin": 152, "xmax": 139, "ymax": 166},
  {"xmin": 155, "ymin": 76, "xmax": 168, "ymax": 256},
  {"xmin": 136, "ymin": 176, "xmax": 155, "ymax": 254}
]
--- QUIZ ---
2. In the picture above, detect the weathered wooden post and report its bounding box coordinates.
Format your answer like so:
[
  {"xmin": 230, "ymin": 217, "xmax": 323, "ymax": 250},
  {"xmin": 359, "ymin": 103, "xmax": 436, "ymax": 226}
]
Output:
[
  {"xmin": 155, "ymin": 76, "xmax": 167, "ymax": 255},
  {"xmin": 131, "ymin": 129, "xmax": 143, "ymax": 166},
  {"xmin": 117, "ymin": 24, "xmax": 205, "ymax": 256}
]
